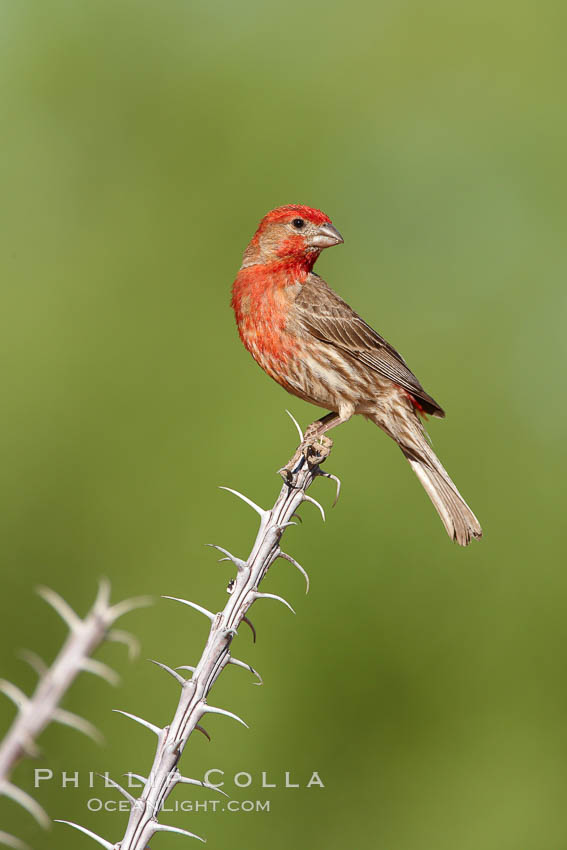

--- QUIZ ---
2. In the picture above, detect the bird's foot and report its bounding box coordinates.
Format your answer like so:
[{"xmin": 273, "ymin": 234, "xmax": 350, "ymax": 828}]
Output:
[{"xmin": 278, "ymin": 434, "xmax": 333, "ymax": 483}]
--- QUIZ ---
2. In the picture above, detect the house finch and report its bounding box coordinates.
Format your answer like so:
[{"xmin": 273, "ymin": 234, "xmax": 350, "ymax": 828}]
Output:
[{"xmin": 231, "ymin": 204, "xmax": 482, "ymax": 546}]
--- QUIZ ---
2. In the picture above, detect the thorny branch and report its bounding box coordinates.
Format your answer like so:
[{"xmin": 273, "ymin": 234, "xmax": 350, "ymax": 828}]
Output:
[
  {"xmin": 0, "ymin": 581, "xmax": 150, "ymax": 847},
  {"xmin": 58, "ymin": 416, "xmax": 340, "ymax": 848}
]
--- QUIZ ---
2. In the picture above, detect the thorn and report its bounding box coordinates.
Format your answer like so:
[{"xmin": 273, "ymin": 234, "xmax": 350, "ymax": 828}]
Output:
[
  {"xmin": 94, "ymin": 578, "xmax": 112, "ymax": 611},
  {"xmin": 18, "ymin": 735, "xmax": 39, "ymax": 760},
  {"xmin": 277, "ymin": 550, "xmax": 310, "ymax": 593},
  {"xmin": 149, "ymin": 659, "xmax": 187, "ymax": 686},
  {"xmin": 219, "ymin": 486, "xmax": 269, "ymax": 520},
  {"xmin": 98, "ymin": 774, "xmax": 136, "ymax": 806},
  {"xmin": 81, "ymin": 658, "xmax": 120, "ymax": 687},
  {"xmin": 162, "ymin": 596, "xmax": 215, "ymax": 622},
  {"xmin": 0, "ymin": 832, "xmax": 32, "ymax": 850},
  {"xmin": 228, "ymin": 657, "xmax": 263, "ymax": 685},
  {"xmin": 0, "ymin": 681, "xmax": 29, "ymax": 710},
  {"xmin": 302, "ymin": 493, "xmax": 326, "ymax": 522},
  {"xmin": 317, "ymin": 469, "xmax": 342, "ymax": 506},
  {"xmin": 176, "ymin": 665, "xmax": 196, "ymax": 674},
  {"xmin": 36, "ymin": 586, "xmax": 81, "ymax": 632},
  {"xmin": 53, "ymin": 709, "xmax": 103, "ymax": 744},
  {"xmin": 242, "ymin": 616, "xmax": 256, "ymax": 643},
  {"xmin": 107, "ymin": 628, "xmax": 140, "ymax": 660},
  {"xmin": 113, "ymin": 709, "xmax": 161, "ymax": 737},
  {"xmin": 18, "ymin": 649, "xmax": 47, "ymax": 678},
  {"xmin": 253, "ymin": 592, "xmax": 296, "ymax": 615},
  {"xmin": 175, "ymin": 773, "xmax": 230, "ymax": 798},
  {"xmin": 290, "ymin": 512, "xmax": 303, "ymax": 524},
  {"xmin": 201, "ymin": 704, "xmax": 249, "ymax": 728},
  {"xmin": 195, "ymin": 724, "xmax": 211, "ymax": 742},
  {"xmin": 108, "ymin": 595, "xmax": 153, "ymax": 622},
  {"xmin": 205, "ymin": 544, "xmax": 246, "ymax": 570},
  {"xmin": 285, "ymin": 409, "xmax": 304, "ymax": 441},
  {"xmin": 54, "ymin": 820, "xmax": 114, "ymax": 849},
  {"xmin": 275, "ymin": 521, "xmax": 298, "ymax": 532},
  {"xmin": 123, "ymin": 772, "xmax": 147, "ymax": 789},
  {"xmin": 2, "ymin": 782, "xmax": 49, "ymax": 829},
  {"xmin": 151, "ymin": 823, "xmax": 205, "ymax": 843}
]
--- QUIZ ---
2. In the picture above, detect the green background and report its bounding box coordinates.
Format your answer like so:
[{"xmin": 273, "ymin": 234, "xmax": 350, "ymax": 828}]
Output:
[{"xmin": 1, "ymin": 1, "xmax": 565, "ymax": 848}]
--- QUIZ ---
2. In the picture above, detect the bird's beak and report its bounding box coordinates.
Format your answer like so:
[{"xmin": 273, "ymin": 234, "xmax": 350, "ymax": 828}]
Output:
[{"xmin": 310, "ymin": 223, "xmax": 344, "ymax": 248}]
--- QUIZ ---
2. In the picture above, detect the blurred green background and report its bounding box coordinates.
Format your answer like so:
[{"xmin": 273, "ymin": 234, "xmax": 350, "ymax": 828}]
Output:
[{"xmin": 0, "ymin": 1, "xmax": 565, "ymax": 848}]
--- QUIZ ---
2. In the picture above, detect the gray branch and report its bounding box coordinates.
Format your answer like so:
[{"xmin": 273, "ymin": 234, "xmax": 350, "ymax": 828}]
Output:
[
  {"xmin": 58, "ymin": 419, "xmax": 338, "ymax": 849},
  {"xmin": 0, "ymin": 581, "xmax": 151, "ymax": 846}
]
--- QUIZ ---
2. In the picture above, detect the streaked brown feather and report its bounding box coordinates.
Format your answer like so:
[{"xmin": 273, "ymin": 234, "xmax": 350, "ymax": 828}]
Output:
[{"xmin": 292, "ymin": 275, "xmax": 445, "ymax": 417}]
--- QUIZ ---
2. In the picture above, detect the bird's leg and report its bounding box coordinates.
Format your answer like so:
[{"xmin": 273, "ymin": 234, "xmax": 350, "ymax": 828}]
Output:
[
  {"xmin": 279, "ymin": 412, "xmax": 342, "ymax": 482},
  {"xmin": 302, "ymin": 412, "xmax": 341, "ymax": 440}
]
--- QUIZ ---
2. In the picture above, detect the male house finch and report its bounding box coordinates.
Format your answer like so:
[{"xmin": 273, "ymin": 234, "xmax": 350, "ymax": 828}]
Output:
[{"xmin": 231, "ymin": 204, "xmax": 482, "ymax": 546}]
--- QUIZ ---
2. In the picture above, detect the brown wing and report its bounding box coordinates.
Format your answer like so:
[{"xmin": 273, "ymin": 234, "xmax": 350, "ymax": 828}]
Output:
[{"xmin": 293, "ymin": 275, "xmax": 445, "ymax": 417}]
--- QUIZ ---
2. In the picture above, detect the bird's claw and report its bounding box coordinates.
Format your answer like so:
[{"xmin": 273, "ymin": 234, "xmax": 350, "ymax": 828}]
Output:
[
  {"xmin": 278, "ymin": 435, "xmax": 333, "ymax": 482},
  {"xmin": 306, "ymin": 434, "xmax": 333, "ymax": 465},
  {"xmin": 278, "ymin": 454, "xmax": 302, "ymax": 483}
]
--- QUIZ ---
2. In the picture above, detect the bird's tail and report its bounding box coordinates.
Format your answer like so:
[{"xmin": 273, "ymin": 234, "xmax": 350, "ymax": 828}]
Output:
[
  {"xmin": 403, "ymin": 448, "xmax": 482, "ymax": 545},
  {"xmin": 372, "ymin": 412, "xmax": 482, "ymax": 546}
]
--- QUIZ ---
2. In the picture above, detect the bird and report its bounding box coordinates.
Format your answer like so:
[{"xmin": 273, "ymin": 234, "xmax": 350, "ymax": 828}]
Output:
[{"xmin": 231, "ymin": 204, "xmax": 482, "ymax": 546}]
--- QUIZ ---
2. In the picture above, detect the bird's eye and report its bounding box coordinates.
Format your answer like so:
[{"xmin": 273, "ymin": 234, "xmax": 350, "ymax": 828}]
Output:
[{"xmin": 292, "ymin": 218, "xmax": 306, "ymax": 229}]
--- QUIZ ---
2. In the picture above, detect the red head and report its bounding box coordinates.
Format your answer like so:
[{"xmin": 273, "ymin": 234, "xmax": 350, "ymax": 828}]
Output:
[{"xmin": 241, "ymin": 204, "xmax": 343, "ymax": 271}]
